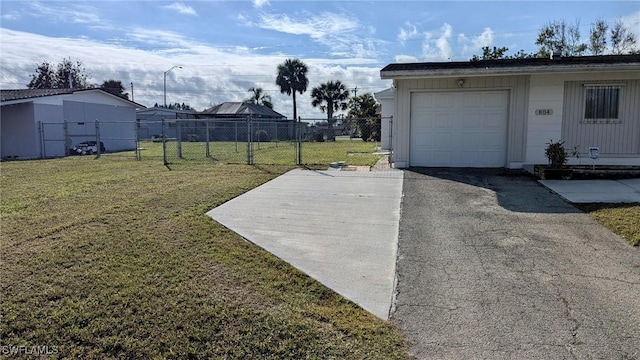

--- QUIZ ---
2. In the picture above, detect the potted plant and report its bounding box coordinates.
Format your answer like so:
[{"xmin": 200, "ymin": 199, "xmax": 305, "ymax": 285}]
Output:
[{"xmin": 543, "ymin": 140, "xmax": 573, "ymax": 179}]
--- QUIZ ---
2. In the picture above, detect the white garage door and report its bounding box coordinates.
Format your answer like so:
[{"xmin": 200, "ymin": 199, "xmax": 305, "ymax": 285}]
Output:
[{"xmin": 410, "ymin": 91, "xmax": 509, "ymax": 167}]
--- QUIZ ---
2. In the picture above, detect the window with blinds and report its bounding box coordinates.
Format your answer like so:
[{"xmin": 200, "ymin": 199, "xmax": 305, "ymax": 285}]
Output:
[{"xmin": 583, "ymin": 85, "xmax": 621, "ymax": 123}]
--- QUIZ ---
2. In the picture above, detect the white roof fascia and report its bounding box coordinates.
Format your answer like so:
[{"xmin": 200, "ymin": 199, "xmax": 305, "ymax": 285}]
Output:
[{"xmin": 380, "ymin": 63, "xmax": 640, "ymax": 80}]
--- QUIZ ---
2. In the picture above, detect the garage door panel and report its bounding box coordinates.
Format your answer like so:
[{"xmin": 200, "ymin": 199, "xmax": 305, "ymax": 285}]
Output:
[{"xmin": 410, "ymin": 91, "xmax": 508, "ymax": 168}]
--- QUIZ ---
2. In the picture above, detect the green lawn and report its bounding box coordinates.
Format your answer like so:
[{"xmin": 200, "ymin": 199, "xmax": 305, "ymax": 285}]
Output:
[
  {"xmin": 133, "ymin": 140, "xmax": 383, "ymax": 166},
  {"xmin": 0, "ymin": 158, "xmax": 410, "ymax": 359},
  {"xmin": 576, "ymin": 203, "xmax": 640, "ymax": 247}
]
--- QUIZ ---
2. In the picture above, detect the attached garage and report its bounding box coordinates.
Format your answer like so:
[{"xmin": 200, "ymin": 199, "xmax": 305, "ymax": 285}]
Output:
[
  {"xmin": 380, "ymin": 55, "xmax": 640, "ymax": 169},
  {"xmin": 410, "ymin": 91, "xmax": 509, "ymax": 167}
]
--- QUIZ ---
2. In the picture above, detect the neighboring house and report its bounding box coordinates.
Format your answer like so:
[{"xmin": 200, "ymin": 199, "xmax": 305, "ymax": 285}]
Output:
[
  {"xmin": 198, "ymin": 102, "xmax": 287, "ymax": 120},
  {"xmin": 136, "ymin": 107, "xmax": 197, "ymax": 140},
  {"xmin": 374, "ymin": 88, "xmax": 394, "ymax": 150},
  {"xmin": 380, "ymin": 54, "xmax": 640, "ymax": 169},
  {"xmin": 1, "ymin": 88, "xmax": 145, "ymax": 160},
  {"xmin": 197, "ymin": 102, "xmax": 293, "ymax": 141}
]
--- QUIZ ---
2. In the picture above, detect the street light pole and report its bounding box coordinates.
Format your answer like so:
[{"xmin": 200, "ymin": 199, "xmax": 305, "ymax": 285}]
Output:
[{"xmin": 163, "ymin": 65, "xmax": 182, "ymax": 107}]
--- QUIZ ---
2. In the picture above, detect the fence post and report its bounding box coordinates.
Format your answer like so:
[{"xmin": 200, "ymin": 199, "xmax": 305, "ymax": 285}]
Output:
[
  {"xmin": 135, "ymin": 120, "xmax": 141, "ymax": 161},
  {"xmin": 63, "ymin": 120, "xmax": 69, "ymax": 156},
  {"xmin": 389, "ymin": 116, "xmax": 393, "ymax": 166},
  {"xmin": 95, "ymin": 120, "xmax": 101, "ymax": 158},
  {"xmin": 162, "ymin": 118, "xmax": 168, "ymax": 166},
  {"xmin": 235, "ymin": 121, "xmax": 238, "ymax": 153},
  {"xmin": 177, "ymin": 120, "xmax": 183, "ymax": 158},
  {"xmin": 297, "ymin": 119, "xmax": 302, "ymax": 165},
  {"xmin": 38, "ymin": 121, "xmax": 44, "ymax": 159},
  {"xmin": 246, "ymin": 116, "xmax": 253, "ymax": 165},
  {"xmin": 205, "ymin": 119, "xmax": 210, "ymax": 157}
]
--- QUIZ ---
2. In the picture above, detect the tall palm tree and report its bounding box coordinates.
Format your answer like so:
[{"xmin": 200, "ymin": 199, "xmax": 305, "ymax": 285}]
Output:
[
  {"xmin": 275, "ymin": 58, "xmax": 309, "ymax": 122},
  {"xmin": 311, "ymin": 80, "xmax": 350, "ymax": 141},
  {"xmin": 245, "ymin": 87, "xmax": 273, "ymax": 108}
]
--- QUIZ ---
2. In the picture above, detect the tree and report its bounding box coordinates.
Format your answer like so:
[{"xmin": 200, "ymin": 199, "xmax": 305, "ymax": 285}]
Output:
[
  {"xmin": 347, "ymin": 93, "xmax": 380, "ymax": 142},
  {"xmin": 245, "ymin": 87, "xmax": 273, "ymax": 108},
  {"xmin": 27, "ymin": 58, "xmax": 90, "ymax": 89},
  {"xmin": 27, "ymin": 62, "xmax": 56, "ymax": 89},
  {"xmin": 310, "ymin": 80, "xmax": 350, "ymax": 141},
  {"xmin": 470, "ymin": 46, "xmax": 536, "ymax": 61},
  {"xmin": 611, "ymin": 19, "xmax": 637, "ymax": 55},
  {"xmin": 275, "ymin": 58, "xmax": 309, "ymax": 122},
  {"xmin": 100, "ymin": 79, "xmax": 129, "ymax": 99},
  {"xmin": 535, "ymin": 19, "xmax": 586, "ymax": 57},
  {"xmin": 589, "ymin": 19, "xmax": 608, "ymax": 55},
  {"xmin": 470, "ymin": 46, "xmax": 509, "ymax": 61}
]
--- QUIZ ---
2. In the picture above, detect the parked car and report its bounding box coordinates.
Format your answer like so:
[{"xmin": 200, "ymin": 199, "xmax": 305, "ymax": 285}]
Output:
[
  {"xmin": 151, "ymin": 134, "xmax": 169, "ymax": 142},
  {"xmin": 71, "ymin": 141, "xmax": 106, "ymax": 155}
]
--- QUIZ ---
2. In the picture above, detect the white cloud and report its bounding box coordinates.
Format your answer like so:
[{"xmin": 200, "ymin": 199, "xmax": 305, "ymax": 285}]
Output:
[
  {"xmin": 253, "ymin": 0, "xmax": 270, "ymax": 8},
  {"xmin": 619, "ymin": 11, "xmax": 640, "ymax": 45},
  {"xmin": 28, "ymin": 2, "xmax": 102, "ymax": 25},
  {"xmin": 0, "ymin": 28, "xmax": 390, "ymax": 119},
  {"xmin": 395, "ymin": 55, "xmax": 419, "ymax": 63},
  {"xmin": 421, "ymin": 23, "xmax": 453, "ymax": 61},
  {"xmin": 256, "ymin": 11, "xmax": 381, "ymax": 59},
  {"xmin": 162, "ymin": 2, "xmax": 198, "ymax": 16},
  {"xmin": 459, "ymin": 27, "xmax": 494, "ymax": 54},
  {"xmin": 398, "ymin": 24, "xmax": 419, "ymax": 44}
]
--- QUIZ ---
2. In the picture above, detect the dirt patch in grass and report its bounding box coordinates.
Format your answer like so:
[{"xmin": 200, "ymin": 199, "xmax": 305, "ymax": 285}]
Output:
[
  {"xmin": 575, "ymin": 203, "xmax": 640, "ymax": 247},
  {"xmin": 1, "ymin": 157, "xmax": 410, "ymax": 359}
]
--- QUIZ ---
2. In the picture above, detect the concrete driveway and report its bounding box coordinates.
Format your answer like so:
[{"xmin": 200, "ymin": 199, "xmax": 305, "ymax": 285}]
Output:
[{"xmin": 394, "ymin": 168, "xmax": 640, "ymax": 359}]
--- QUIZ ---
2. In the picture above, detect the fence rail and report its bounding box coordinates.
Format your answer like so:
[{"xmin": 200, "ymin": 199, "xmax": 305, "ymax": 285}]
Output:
[
  {"xmin": 159, "ymin": 116, "xmax": 391, "ymax": 167},
  {"xmin": 36, "ymin": 116, "xmax": 392, "ymax": 168}
]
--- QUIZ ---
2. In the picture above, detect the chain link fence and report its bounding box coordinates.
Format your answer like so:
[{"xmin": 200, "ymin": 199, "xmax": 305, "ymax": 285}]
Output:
[
  {"xmin": 160, "ymin": 116, "xmax": 392, "ymax": 168},
  {"xmin": 38, "ymin": 120, "xmax": 140, "ymax": 159},
  {"xmin": 36, "ymin": 116, "xmax": 393, "ymax": 168}
]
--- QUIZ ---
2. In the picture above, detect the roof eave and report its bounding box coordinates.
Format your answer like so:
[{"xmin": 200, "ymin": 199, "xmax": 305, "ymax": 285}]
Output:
[{"xmin": 380, "ymin": 63, "xmax": 640, "ymax": 79}]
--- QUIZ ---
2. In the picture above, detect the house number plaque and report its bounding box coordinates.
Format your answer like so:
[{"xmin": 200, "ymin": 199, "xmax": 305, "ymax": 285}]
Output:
[{"xmin": 535, "ymin": 109, "xmax": 553, "ymax": 115}]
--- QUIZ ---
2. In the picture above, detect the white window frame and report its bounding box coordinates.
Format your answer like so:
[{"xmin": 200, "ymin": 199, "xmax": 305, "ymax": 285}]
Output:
[{"xmin": 581, "ymin": 83, "xmax": 623, "ymax": 124}]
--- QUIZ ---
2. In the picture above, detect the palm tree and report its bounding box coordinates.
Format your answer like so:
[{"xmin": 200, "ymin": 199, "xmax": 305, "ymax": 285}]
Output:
[
  {"xmin": 275, "ymin": 58, "xmax": 309, "ymax": 122},
  {"xmin": 311, "ymin": 80, "xmax": 350, "ymax": 141},
  {"xmin": 245, "ymin": 87, "xmax": 273, "ymax": 108}
]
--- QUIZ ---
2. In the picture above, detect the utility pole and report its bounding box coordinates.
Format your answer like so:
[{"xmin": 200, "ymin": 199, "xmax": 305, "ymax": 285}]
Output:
[{"xmin": 130, "ymin": 82, "xmax": 134, "ymax": 102}]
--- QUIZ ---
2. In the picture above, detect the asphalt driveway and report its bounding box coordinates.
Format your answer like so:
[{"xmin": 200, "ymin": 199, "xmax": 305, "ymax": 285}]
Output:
[{"xmin": 394, "ymin": 168, "xmax": 640, "ymax": 359}]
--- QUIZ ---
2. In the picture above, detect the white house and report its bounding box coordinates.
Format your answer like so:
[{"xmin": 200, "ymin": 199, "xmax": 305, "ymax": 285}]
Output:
[
  {"xmin": 374, "ymin": 88, "xmax": 394, "ymax": 150},
  {"xmin": 380, "ymin": 54, "xmax": 640, "ymax": 169},
  {"xmin": 1, "ymin": 88, "xmax": 144, "ymax": 160}
]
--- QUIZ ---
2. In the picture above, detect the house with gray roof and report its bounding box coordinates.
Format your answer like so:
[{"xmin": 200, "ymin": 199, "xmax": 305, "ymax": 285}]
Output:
[
  {"xmin": 380, "ymin": 54, "xmax": 640, "ymax": 169},
  {"xmin": 1, "ymin": 88, "xmax": 144, "ymax": 160}
]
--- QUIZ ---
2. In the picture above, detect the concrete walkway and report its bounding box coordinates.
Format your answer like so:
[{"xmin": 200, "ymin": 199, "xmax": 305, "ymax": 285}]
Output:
[
  {"xmin": 539, "ymin": 178, "xmax": 640, "ymax": 203},
  {"xmin": 207, "ymin": 168, "xmax": 403, "ymax": 319}
]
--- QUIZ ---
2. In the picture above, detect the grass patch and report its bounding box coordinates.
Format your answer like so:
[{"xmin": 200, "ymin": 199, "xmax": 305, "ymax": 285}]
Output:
[
  {"xmin": 134, "ymin": 140, "xmax": 382, "ymax": 167},
  {"xmin": 575, "ymin": 203, "xmax": 640, "ymax": 247},
  {"xmin": 0, "ymin": 157, "xmax": 410, "ymax": 359}
]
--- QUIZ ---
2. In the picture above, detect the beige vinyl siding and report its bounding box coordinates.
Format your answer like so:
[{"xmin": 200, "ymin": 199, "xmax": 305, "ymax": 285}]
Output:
[
  {"xmin": 562, "ymin": 80, "xmax": 640, "ymax": 155},
  {"xmin": 392, "ymin": 76, "xmax": 529, "ymax": 167}
]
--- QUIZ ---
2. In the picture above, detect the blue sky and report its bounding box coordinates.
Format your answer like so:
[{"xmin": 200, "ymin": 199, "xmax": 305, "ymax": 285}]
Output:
[{"xmin": 1, "ymin": 1, "xmax": 638, "ymax": 118}]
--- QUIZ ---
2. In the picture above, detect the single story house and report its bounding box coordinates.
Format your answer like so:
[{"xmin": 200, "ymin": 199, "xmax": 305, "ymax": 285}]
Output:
[
  {"xmin": 196, "ymin": 102, "xmax": 294, "ymax": 141},
  {"xmin": 1, "ymin": 88, "xmax": 144, "ymax": 159},
  {"xmin": 136, "ymin": 107, "xmax": 197, "ymax": 140},
  {"xmin": 380, "ymin": 54, "xmax": 640, "ymax": 169}
]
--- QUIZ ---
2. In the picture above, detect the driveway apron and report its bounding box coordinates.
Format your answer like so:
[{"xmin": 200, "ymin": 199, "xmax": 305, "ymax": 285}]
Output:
[{"xmin": 394, "ymin": 168, "xmax": 640, "ymax": 359}]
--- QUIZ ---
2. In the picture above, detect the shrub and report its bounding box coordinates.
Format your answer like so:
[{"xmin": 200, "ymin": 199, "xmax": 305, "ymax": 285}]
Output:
[{"xmin": 545, "ymin": 140, "xmax": 568, "ymax": 169}]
